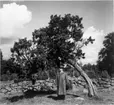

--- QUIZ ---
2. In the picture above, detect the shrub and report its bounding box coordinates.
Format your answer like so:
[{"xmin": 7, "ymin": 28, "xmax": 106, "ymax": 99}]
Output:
[
  {"xmin": 66, "ymin": 80, "xmax": 72, "ymax": 90},
  {"xmin": 86, "ymin": 71, "xmax": 96, "ymax": 79},
  {"xmin": 10, "ymin": 73, "xmax": 18, "ymax": 80},
  {"xmin": 1, "ymin": 73, "xmax": 19, "ymax": 81},
  {"xmin": 101, "ymin": 70, "xmax": 110, "ymax": 78},
  {"xmin": 1, "ymin": 74, "xmax": 9, "ymax": 81},
  {"xmin": 34, "ymin": 71, "xmax": 48, "ymax": 80},
  {"xmin": 49, "ymin": 68, "xmax": 57, "ymax": 79}
]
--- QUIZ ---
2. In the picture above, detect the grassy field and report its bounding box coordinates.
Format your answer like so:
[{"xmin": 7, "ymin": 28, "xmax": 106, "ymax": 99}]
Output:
[{"xmin": 0, "ymin": 86, "xmax": 114, "ymax": 105}]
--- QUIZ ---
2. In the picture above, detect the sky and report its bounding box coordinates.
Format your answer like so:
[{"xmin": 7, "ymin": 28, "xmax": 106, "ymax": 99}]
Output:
[{"xmin": 0, "ymin": 0, "xmax": 113, "ymax": 64}]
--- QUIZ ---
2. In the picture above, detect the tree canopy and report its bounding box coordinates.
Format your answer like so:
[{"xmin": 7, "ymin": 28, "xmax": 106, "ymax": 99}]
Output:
[
  {"xmin": 11, "ymin": 14, "xmax": 94, "ymax": 77},
  {"xmin": 32, "ymin": 14, "xmax": 94, "ymax": 68}
]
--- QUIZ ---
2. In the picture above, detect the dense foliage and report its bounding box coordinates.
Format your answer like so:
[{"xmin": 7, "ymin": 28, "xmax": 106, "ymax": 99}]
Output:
[
  {"xmin": 82, "ymin": 63, "xmax": 100, "ymax": 79},
  {"xmin": 98, "ymin": 32, "xmax": 114, "ymax": 77}
]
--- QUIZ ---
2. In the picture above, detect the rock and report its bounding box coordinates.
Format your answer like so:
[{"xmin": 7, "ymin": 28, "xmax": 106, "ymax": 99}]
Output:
[
  {"xmin": 22, "ymin": 81, "xmax": 27, "ymax": 84},
  {"xmin": 35, "ymin": 82, "xmax": 40, "ymax": 86},
  {"xmin": 7, "ymin": 91, "xmax": 12, "ymax": 95},
  {"xmin": 23, "ymin": 89, "xmax": 27, "ymax": 93},
  {"xmin": 111, "ymin": 78, "xmax": 114, "ymax": 86},
  {"xmin": 17, "ymin": 89, "xmax": 22, "ymax": 93},
  {"xmin": 17, "ymin": 86, "xmax": 22, "ymax": 89},
  {"xmin": 39, "ymin": 80, "xmax": 44, "ymax": 83},
  {"xmin": 18, "ymin": 82, "xmax": 23, "ymax": 86},
  {"xmin": 72, "ymin": 84, "xmax": 78, "ymax": 92},
  {"xmin": 46, "ymin": 82, "xmax": 53, "ymax": 87},
  {"xmin": 23, "ymin": 84, "xmax": 28, "ymax": 88},
  {"xmin": 101, "ymin": 78, "xmax": 110, "ymax": 82},
  {"xmin": 5, "ymin": 86, "xmax": 12, "ymax": 91},
  {"xmin": 34, "ymin": 86, "xmax": 40, "ymax": 91},
  {"xmin": 83, "ymin": 88, "xmax": 88, "ymax": 94},
  {"xmin": 1, "ymin": 89, "xmax": 8, "ymax": 93},
  {"xmin": 51, "ymin": 87, "xmax": 57, "ymax": 91},
  {"xmin": 33, "ymin": 88, "xmax": 37, "ymax": 91},
  {"xmin": 75, "ymin": 97, "xmax": 84, "ymax": 101},
  {"xmin": 28, "ymin": 86, "xmax": 33, "ymax": 90},
  {"xmin": 12, "ymin": 83, "xmax": 18, "ymax": 87},
  {"xmin": 11, "ymin": 89, "xmax": 17, "ymax": 94}
]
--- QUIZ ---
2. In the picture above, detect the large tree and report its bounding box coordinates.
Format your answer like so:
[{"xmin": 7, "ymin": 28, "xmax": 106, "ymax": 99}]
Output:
[
  {"xmin": 98, "ymin": 32, "xmax": 114, "ymax": 77},
  {"xmin": 32, "ymin": 14, "xmax": 97, "ymax": 97},
  {"xmin": 11, "ymin": 14, "xmax": 97, "ymax": 97}
]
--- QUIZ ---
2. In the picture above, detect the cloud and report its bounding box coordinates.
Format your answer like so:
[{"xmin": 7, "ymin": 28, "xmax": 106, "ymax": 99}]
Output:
[
  {"xmin": 0, "ymin": 3, "xmax": 32, "ymax": 38},
  {"xmin": 0, "ymin": 3, "xmax": 32, "ymax": 59},
  {"xmin": 81, "ymin": 26, "xmax": 105, "ymax": 64},
  {"xmin": 0, "ymin": 37, "xmax": 17, "ymax": 45}
]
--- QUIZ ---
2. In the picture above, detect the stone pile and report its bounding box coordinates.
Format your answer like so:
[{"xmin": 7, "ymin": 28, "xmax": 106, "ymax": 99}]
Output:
[
  {"xmin": 99, "ymin": 77, "xmax": 110, "ymax": 89},
  {"xmin": 0, "ymin": 79, "xmax": 56, "ymax": 94},
  {"xmin": 68, "ymin": 76, "xmax": 99, "ymax": 89},
  {"xmin": 70, "ymin": 76, "xmax": 87, "ymax": 88},
  {"xmin": 1, "ymin": 76, "xmax": 113, "ymax": 95},
  {"xmin": 110, "ymin": 77, "xmax": 114, "ymax": 87},
  {"xmin": 98, "ymin": 77, "xmax": 114, "ymax": 90}
]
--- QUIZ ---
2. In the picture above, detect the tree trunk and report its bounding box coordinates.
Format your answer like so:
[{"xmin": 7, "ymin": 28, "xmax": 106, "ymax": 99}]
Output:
[{"xmin": 68, "ymin": 59, "xmax": 98, "ymax": 97}]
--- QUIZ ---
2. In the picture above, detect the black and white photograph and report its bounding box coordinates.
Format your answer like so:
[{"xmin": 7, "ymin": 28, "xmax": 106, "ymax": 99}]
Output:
[{"xmin": 0, "ymin": 0, "xmax": 114, "ymax": 105}]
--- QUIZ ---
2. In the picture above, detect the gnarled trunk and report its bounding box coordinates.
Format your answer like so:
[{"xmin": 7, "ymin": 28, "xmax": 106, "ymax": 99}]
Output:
[{"xmin": 68, "ymin": 59, "xmax": 98, "ymax": 97}]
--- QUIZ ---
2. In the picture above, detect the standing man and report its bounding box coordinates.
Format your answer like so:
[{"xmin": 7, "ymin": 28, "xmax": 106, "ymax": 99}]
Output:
[{"xmin": 56, "ymin": 68, "xmax": 69, "ymax": 100}]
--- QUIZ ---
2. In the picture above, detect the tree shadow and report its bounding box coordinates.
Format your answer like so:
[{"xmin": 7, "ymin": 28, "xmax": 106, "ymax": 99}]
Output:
[
  {"xmin": 47, "ymin": 95, "xmax": 60, "ymax": 100},
  {"xmin": 6, "ymin": 89, "xmax": 56, "ymax": 103},
  {"xmin": 47, "ymin": 93, "xmax": 80, "ymax": 101},
  {"xmin": 67, "ymin": 93, "xmax": 80, "ymax": 97},
  {"xmin": 6, "ymin": 95, "xmax": 24, "ymax": 102}
]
